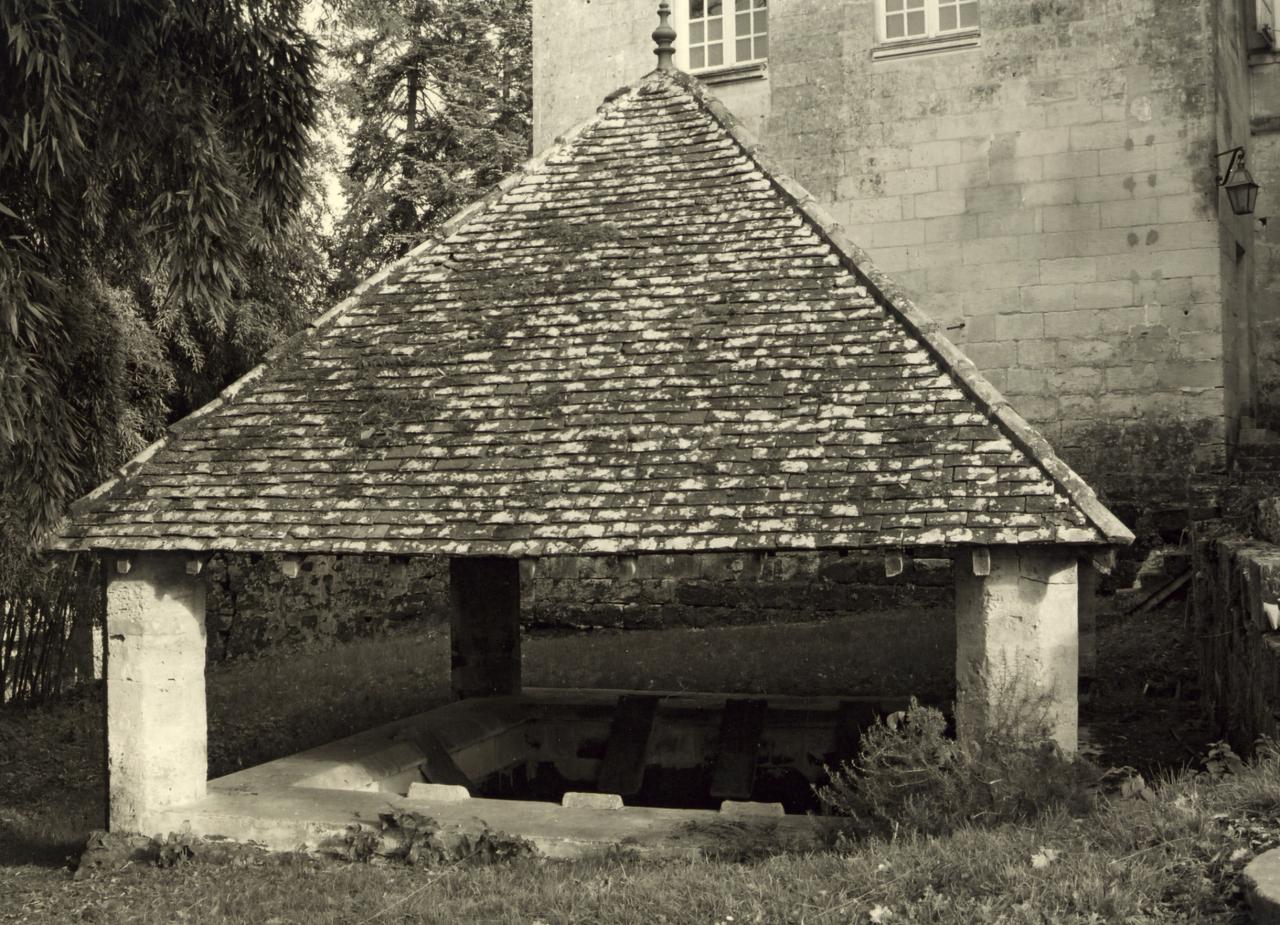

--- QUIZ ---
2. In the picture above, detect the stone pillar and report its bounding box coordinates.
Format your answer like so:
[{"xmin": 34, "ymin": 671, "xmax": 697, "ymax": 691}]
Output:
[
  {"xmin": 954, "ymin": 547, "xmax": 1078, "ymax": 753},
  {"xmin": 105, "ymin": 553, "xmax": 207, "ymax": 832},
  {"xmin": 449, "ymin": 557, "xmax": 521, "ymax": 699},
  {"xmin": 67, "ymin": 606, "xmax": 102, "ymax": 683},
  {"xmin": 1077, "ymin": 559, "xmax": 1099, "ymax": 686}
]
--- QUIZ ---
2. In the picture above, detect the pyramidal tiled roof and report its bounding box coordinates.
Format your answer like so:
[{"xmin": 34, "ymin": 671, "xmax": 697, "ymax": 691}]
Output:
[{"xmin": 52, "ymin": 70, "xmax": 1133, "ymax": 557}]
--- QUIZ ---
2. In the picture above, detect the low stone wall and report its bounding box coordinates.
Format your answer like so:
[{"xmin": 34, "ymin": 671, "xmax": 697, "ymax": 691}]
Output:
[
  {"xmin": 205, "ymin": 551, "xmax": 952, "ymax": 661},
  {"xmin": 1191, "ymin": 507, "xmax": 1280, "ymax": 753},
  {"xmin": 523, "ymin": 552, "xmax": 951, "ymax": 630},
  {"xmin": 204, "ymin": 553, "xmax": 449, "ymax": 661}
]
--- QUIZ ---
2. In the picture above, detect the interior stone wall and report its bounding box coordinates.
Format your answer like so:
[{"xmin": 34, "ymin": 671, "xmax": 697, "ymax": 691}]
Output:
[
  {"xmin": 204, "ymin": 553, "xmax": 448, "ymax": 661},
  {"xmin": 205, "ymin": 551, "xmax": 951, "ymax": 660},
  {"xmin": 524, "ymin": 551, "xmax": 952, "ymax": 629}
]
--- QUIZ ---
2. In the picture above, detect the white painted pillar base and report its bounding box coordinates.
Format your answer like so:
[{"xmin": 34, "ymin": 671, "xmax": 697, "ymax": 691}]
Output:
[
  {"xmin": 954, "ymin": 547, "xmax": 1078, "ymax": 753},
  {"xmin": 105, "ymin": 553, "xmax": 207, "ymax": 832}
]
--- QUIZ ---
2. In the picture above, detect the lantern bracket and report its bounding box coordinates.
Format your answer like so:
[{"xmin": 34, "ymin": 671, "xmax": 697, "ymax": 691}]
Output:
[{"xmin": 1216, "ymin": 146, "xmax": 1247, "ymax": 186}]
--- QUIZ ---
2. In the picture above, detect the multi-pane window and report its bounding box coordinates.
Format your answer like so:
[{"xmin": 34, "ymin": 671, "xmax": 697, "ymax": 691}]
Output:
[
  {"xmin": 734, "ymin": 0, "xmax": 768, "ymax": 63},
  {"xmin": 688, "ymin": 0, "xmax": 767, "ymax": 72},
  {"xmin": 688, "ymin": 0, "xmax": 724, "ymax": 70},
  {"xmin": 880, "ymin": 0, "xmax": 978, "ymax": 42},
  {"xmin": 883, "ymin": 0, "xmax": 926, "ymax": 40},
  {"xmin": 937, "ymin": 0, "xmax": 979, "ymax": 32}
]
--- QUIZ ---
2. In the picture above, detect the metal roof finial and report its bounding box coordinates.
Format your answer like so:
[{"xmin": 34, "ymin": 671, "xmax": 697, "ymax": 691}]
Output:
[{"xmin": 654, "ymin": 1, "xmax": 677, "ymax": 71}]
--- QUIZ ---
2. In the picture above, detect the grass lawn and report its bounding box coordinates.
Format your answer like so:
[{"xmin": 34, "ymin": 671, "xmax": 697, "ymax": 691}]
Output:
[{"xmin": 1, "ymin": 601, "xmax": 1275, "ymax": 923}]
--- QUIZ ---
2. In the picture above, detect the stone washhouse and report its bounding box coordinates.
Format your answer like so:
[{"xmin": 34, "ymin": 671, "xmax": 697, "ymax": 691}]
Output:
[{"xmin": 52, "ymin": 23, "xmax": 1133, "ymax": 854}]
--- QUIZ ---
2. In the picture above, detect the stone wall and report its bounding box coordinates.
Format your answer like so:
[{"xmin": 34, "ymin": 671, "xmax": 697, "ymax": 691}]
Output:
[
  {"xmin": 532, "ymin": 0, "xmax": 653, "ymax": 152},
  {"xmin": 1052, "ymin": 415, "xmax": 1221, "ymax": 564},
  {"xmin": 204, "ymin": 553, "xmax": 449, "ymax": 660},
  {"xmin": 1215, "ymin": 0, "xmax": 1258, "ymax": 442},
  {"xmin": 524, "ymin": 551, "xmax": 951, "ymax": 628},
  {"xmin": 771, "ymin": 0, "xmax": 1224, "ymax": 447},
  {"xmin": 1190, "ymin": 507, "xmax": 1280, "ymax": 754},
  {"xmin": 1245, "ymin": 18, "xmax": 1280, "ymax": 432},
  {"xmin": 204, "ymin": 550, "xmax": 951, "ymax": 660}
]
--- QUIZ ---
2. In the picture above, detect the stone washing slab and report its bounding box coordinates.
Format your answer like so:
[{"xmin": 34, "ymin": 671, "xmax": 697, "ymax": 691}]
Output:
[
  {"xmin": 153, "ymin": 689, "xmax": 855, "ymax": 859},
  {"xmin": 151, "ymin": 784, "xmax": 835, "ymax": 860},
  {"xmin": 53, "ymin": 70, "xmax": 1132, "ymax": 557}
]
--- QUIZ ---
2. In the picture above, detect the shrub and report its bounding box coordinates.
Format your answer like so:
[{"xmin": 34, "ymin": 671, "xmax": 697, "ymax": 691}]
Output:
[
  {"xmin": 326, "ymin": 811, "xmax": 538, "ymax": 866},
  {"xmin": 815, "ymin": 697, "xmax": 1099, "ymax": 837}
]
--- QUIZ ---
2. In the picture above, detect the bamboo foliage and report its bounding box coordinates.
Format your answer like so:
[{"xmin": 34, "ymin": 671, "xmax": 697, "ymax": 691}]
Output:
[
  {"xmin": 0, "ymin": 555, "xmax": 99, "ymax": 705},
  {"xmin": 0, "ymin": 2, "xmax": 327, "ymax": 706}
]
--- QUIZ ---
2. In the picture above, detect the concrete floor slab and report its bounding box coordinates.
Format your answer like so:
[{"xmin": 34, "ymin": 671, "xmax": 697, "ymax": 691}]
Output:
[
  {"xmin": 154, "ymin": 688, "xmax": 858, "ymax": 858},
  {"xmin": 152, "ymin": 784, "xmax": 835, "ymax": 859}
]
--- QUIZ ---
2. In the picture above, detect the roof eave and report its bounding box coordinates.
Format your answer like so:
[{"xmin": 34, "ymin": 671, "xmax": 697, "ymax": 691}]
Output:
[{"xmin": 48, "ymin": 530, "xmax": 1118, "ymax": 558}]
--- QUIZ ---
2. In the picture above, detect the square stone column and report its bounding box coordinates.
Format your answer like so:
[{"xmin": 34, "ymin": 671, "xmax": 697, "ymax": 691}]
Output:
[
  {"xmin": 954, "ymin": 547, "xmax": 1078, "ymax": 753},
  {"xmin": 1077, "ymin": 558, "xmax": 1099, "ymax": 685},
  {"xmin": 449, "ymin": 557, "xmax": 521, "ymax": 700},
  {"xmin": 105, "ymin": 553, "xmax": 207, "ymax": 832}
]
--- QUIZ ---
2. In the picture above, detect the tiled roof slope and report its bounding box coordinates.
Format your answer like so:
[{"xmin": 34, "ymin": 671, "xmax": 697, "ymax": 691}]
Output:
[{"xmin": 52, "ymin": 70, "xmax": 1133, "ymax": 557}]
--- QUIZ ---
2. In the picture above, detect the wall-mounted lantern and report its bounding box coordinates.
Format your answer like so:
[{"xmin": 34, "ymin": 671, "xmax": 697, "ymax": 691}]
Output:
[{"xmin": 1215, "ymin": 147, "xmax": 1261, "ymax": 216}]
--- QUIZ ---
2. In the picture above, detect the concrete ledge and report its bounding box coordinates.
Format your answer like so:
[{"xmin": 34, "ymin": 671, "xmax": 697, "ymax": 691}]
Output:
[
  {"xmin": 1211, "ymin": 537, "xmax": 1280, "ymax": 632},
  {"xmin": 1245, "ymin": 847, "xmax": 1280, "ymax": 924},
  {"xmin": 1195, "ymin": 529, "xmax": 1280, "ymax": 751},
  {"xmin": 153, "ymin": 786, "xmax": 834, "ymax": 860}
]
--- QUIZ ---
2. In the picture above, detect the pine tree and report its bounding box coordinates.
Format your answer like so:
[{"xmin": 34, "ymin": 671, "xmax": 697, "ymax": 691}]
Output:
[{"xmin": 323, "ymin": 0, "xmax": 532, "ymax": 293}]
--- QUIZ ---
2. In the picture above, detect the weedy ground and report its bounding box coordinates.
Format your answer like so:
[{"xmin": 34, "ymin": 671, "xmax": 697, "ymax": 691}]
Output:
[{"xmin": 2, "ymin": 599, "xmax": 1271, "ymax": 924}]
